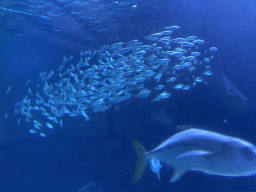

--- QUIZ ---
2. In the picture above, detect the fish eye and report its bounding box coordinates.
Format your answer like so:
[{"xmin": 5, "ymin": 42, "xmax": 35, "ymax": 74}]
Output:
[{"xmin": 242, "ymin": 147, "xmax": 256, "ymax": 161}]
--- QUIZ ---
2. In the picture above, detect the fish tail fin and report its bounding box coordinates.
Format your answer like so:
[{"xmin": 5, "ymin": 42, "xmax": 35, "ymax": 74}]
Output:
[{"xmin": 131, "ymin": 139, "xmax": 146, "ymax": 183}]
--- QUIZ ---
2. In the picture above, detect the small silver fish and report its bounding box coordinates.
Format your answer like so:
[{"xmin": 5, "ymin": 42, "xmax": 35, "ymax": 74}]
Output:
[
  {"xmin": 183, "ymin": 85, "xmax": 191, "ymax": 90},
  {"xmin": 6, "ymin": 86, "xmax": 11, "ymax": 95},
  {"xmin": 191, "ymin": 52, "xmax": 201, "ymax": 57},
  {"xmin": 174, "ymin": 84, "xmax": 184, "ymax": 89},
  {"xmin": 210, "ymin": 47, "xmax": 218, "ymax": 52},
  {"xmin": 193, "ymin": 39, "xmax": 205, "ymax": 44},
  {"xmin": 40, "ymin": 133, "xmax": 47, "ymax": 137},
  {"xmin": 152, "ymin": 91, "xmax": 171, "ymax": 102},
  {"xmin": 204, "ymin": 58, "xmax": 211, "ymax": 62},
  {"xmin": 154, "ymin": 85, "xmax": 165, "ymax": 90},
  {"xmin": 137, "ymin": 89, "xmax": 151, "ymax": 98},
  {"xmin": 29, "ymin": 129, "xmax": 37, "ymax": 134},
  {"xmin": 46, "ymin": 122, "xmax": 53, "ymax": 129},
  {"xmin": 167, "ymin": 77, "xmax": 177, "ymax": 83},
  {"xmin": 165, "ymin": 26, "xmax": 180, "ymax": 30},
  {"xmin": 203, "ymin": 71, "xmax": 213, "ymax": 76},
  {"xmin": 82, "ymin": 111, "xmax": 90, "ymax": 121},
  {"xmin": 22, "ymin": 79, "xmax": 31, "ymax": 87},
  {"xmin": 149, "ymin": 158, "xmax": 162, "ymax": 180},
  {"xmin": 195, "ymin": 77, "xmax": 203, "ymax": 83}
]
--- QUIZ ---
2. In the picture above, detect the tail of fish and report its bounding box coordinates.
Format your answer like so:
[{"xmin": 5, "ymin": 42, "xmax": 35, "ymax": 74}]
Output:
[
  {"xmin": 112, "ymin": 138, "xmax": 147, "ymax": 184},
  {"xmin": 131, "ymin": 139, "xmax": 147, "ymax": 183}
]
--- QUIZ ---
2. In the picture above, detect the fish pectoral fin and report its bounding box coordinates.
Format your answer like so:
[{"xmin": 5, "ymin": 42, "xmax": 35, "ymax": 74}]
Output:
[
  {"xmin": 169, "ymin": 169, "xmax": 186, "ymax": 182},
  {"xmin": 176, "ymin": 150, "xmax": 213, "ymax": 160}
]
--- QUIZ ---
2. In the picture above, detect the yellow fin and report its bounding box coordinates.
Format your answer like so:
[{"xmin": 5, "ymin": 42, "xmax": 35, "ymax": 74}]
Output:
[{"xmin": 131, "ymin": 139, "xmax": 146, "ymax": 183}]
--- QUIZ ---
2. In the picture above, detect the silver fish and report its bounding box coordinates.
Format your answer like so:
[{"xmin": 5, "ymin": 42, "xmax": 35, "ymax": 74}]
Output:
[
  {"xmin": 154, "ymin": 85, "xmax": 165, "ymax": 90},
  {"xmin": 137, "ymin": 89, "xmax": 151, "ymax": 98},
  {"xmin": 149, "ymin": 158, "xmax": 162, "ymax": 180},
  {"xmin": 152, "ymin": 91, "xmax": 171, "ymax": 102},
  {"xmin": 210, "ymin": 47, "xmax": 218, "ymax": 52},
  {"xmin": 22, "ymin": 79, "xmax": 31, "ymax": 87},
  {"xmin": 174, "ymin": 84, "xmax": 184, "ymax": 89},
  {"xmin": 6, "ymin": 86, "xmax": 11, "ymax": 95},
  {"xmin": 133, "ymin": 128, "xmax": 256, "ymax": 182},
  {"xmin": 165, "ymin": 26, "xmax": 180, "ymax": 30},
  {"xmin": 193, "ymin": 39, "xmax": 205, "ymax": 44},
  {"xmin": 40, "ymin": 133, "xmax": 47, "ymax": 137},
  {"xmin": 191, "ymin": 52, "xmax": 201, "ymax": 57},
  {"xmin": 167, "ymin": 77, "xmax": 177, "ymax": 83},
  {"xmin": 29, "ymin": 129, "xmax": 37, "ymax": 134},
  {"xmin": 46, "ymin": 122, "xmax": 53, "ymax": 129}
]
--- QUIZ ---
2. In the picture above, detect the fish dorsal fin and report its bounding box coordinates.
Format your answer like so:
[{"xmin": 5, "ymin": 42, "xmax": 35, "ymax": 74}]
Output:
[
  {"xmin": 169, "ymin": 169, "xmax": 186, "ymax": 182},
  {"xmin": 176, "ymin": 150, "xmax": 213, "ymax": 160}
]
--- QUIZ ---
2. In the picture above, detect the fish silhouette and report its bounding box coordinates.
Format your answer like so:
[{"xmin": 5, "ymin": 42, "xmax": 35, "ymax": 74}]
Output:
[{"xmin": 151, "ymin": 107, "xmax": 174, "ymax": 129}]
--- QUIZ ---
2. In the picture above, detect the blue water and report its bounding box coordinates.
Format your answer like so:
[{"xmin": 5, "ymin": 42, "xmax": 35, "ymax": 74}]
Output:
[{"xmin": 1, "ymin": 0, "xmax": 256, "ymax": 191}]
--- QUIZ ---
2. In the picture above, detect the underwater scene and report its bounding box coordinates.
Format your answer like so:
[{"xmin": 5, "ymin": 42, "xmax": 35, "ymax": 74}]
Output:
[{"xmin": 1, "ymin": 0, "xmax": 256, "ymax": 191}]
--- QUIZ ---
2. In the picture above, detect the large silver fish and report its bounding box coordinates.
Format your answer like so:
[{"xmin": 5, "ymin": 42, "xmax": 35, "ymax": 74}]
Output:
[{"xmin": 133, "ymin": 128, "xmax": 256, "ymax": 182}]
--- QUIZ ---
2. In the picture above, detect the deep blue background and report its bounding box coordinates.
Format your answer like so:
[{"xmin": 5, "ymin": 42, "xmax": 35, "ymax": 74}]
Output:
[{"xmin": 1, "ymin": 0, "xmax": 256, "ymax": 191}]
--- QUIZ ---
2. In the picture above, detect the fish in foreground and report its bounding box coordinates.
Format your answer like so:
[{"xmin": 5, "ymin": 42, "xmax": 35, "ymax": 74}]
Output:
[{"xmin": 133, "ymin": 128, "xmax": 256, "ymax": 182}]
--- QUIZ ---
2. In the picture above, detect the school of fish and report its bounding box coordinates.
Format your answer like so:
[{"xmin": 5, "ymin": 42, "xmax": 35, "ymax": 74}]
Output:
[{"xmin": 14, "ymin": 26, "xmax": 218, "ymax": 137}]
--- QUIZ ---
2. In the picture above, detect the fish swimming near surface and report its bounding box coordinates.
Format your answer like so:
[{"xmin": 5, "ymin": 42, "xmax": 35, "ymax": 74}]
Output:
[{"xmin": 133, "ymin": 128, "xmax": 256, "ymax": 182}]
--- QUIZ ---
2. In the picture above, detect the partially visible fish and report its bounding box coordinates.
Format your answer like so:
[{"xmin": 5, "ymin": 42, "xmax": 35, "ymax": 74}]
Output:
[
  {"xmin": 151, "ymin": 109, "xmax": 174, "ymax": 128},
  {"xmin": 133, "ymin": 128, "xmax": 256, "ymax": 183},
  {"xmin": 210, "ymin": 47, "xmax": 218, "ymax": 52},
  {"xmin": 222, "ymin": 73, "xmax": 247, "ymax": 101},
  {"xmin": 22, "ymin": 79, "xmax": 31, "ymax": 87},
  {"xmin": 78, "ymin": 183, "xmax": 99, "ymax": 192},
  {"xmin": 152, "ymin": 91, "xmax": 171, "ymax": 101},
  {"xmin": 6, "ymin": 86, "xmax": 11, "ymax": 95},
  {"xmin": 149, "ymin": 158, "xmax": 162, "ymax": 180}
]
